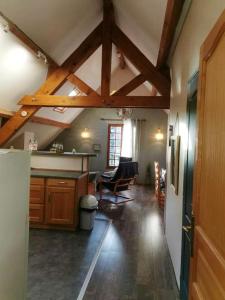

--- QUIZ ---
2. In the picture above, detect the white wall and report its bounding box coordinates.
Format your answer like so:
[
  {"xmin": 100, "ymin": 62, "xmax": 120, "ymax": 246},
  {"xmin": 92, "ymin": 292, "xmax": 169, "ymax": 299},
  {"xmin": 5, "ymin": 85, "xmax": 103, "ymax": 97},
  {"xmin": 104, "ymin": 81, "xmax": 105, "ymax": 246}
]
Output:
[{"xmin": 165, "ymin": 0, "xmax": 225, "ymax": 287}]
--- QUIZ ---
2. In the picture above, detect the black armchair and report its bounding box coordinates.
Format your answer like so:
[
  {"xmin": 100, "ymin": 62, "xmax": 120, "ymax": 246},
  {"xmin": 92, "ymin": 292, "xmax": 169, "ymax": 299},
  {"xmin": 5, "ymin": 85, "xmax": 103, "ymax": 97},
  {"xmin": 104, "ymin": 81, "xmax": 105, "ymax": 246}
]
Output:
[
  {"xmin": 119, "ymin": 156, "xmax": 132, "ymax": 163},
  {"xmin": 98, "ymin": 161, "xmax": 139, "ymax": 204},
  {"xmin": 101, "ymin": 157, "xmax": 133, "ymax": 180}
]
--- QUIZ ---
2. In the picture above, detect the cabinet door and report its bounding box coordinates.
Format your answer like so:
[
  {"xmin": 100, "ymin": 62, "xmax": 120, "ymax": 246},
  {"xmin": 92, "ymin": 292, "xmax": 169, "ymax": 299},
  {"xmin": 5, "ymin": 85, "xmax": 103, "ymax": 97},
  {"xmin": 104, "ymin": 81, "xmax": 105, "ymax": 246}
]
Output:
[
  {"xmin": 29, "ymin": 204, "xmax": 44, "ymax": 223},
  {"xmin": 45, "ymin": 187, "xmax": 75, "ymax": 225},
  {"xmin": 30, "ymin": 185, "xmax": 44, "ymax": 204}
]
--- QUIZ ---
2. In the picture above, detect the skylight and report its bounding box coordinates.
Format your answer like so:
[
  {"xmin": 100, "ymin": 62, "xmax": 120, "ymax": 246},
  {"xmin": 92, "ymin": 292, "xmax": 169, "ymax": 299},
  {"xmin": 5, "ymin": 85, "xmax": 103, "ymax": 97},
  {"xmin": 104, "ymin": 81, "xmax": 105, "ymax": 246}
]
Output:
[{"xmin": 53, "ymin": 87, "xmax": 82, "ymax": 113}]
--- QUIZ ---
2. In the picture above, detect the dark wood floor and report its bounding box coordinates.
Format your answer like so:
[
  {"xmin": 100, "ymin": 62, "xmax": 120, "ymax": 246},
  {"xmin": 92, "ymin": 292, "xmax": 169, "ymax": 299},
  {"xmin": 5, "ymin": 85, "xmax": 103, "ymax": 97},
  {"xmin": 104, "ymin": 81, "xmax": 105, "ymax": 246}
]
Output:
[
  {"xmin": 27, "ymin": 219, "xmax": 110, "ymax": 300},
  {"xmin": 84, "ymin": 186, "xmax": 179, "ymax": 300}
]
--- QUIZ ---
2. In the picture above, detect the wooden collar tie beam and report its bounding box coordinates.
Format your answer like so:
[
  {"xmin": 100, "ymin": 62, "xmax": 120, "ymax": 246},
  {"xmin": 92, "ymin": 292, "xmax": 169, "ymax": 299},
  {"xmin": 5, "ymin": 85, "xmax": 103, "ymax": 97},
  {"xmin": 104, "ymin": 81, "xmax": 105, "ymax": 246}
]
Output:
[{"xmin": 19, "ymin": 95, "xmax": 170, "ymax": 109}]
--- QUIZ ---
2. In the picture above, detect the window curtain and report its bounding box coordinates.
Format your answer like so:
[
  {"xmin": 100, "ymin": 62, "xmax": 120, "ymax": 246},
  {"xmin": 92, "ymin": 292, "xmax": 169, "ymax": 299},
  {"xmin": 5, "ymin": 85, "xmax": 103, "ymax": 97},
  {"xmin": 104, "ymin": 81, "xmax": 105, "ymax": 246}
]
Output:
[
  {"xmin": 121, "ymin": 118, "xmax": 142, "ymax": 161},
  {"xmin": 121, "ymin": 118, "xmax": 132, "ymax": 158},
  {"xmin": 131, "ymin": 119, "xmax": 142, "ymax": 162}
]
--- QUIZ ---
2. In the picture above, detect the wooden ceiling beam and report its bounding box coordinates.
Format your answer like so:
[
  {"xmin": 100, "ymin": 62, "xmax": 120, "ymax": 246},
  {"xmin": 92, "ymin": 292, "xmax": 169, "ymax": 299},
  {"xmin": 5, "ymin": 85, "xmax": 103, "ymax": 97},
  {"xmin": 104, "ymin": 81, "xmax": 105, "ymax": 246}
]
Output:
[
  {"xmin": 0, "ymin": 23, "xmax": 103, "ymax": 146},
  {"xmin": 112, "ymin": 74, "xmax": 146, "ymax": 96},
  {"xmin": 31, "ymin": 116, "xmax": 71, "ymax": 129},
  {"xmin": 157, "ymin": 0, "xmax": 185, "ymax": 67},
  {"xmin": 101, "ymin": 0, "xmax": 114, "ymax": 96},
  {"xmin": 67, "ymin": 74, "xmax": 99, "ymax": 96},
  {"xmin": 152, "ymin": 0, "xmax": 185, "ymax": 95},
  {"xmin": 19, "ymin": 95, "xmax": 170, "ymax": 109},
  {"xmin": 112, "ymin": 24, "xmax": 171, "ymax": 96},
  {"xmin": 0, "ymin": 107, "xmax": 14, "ymax": 119}
]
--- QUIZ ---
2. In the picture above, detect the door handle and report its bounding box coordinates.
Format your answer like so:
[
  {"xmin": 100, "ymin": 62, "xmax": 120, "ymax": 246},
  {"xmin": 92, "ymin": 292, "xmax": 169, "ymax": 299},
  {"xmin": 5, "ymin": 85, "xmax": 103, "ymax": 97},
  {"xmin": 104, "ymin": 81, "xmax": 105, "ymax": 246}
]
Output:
[{"xmin": 182, "ymin": 225, "xmax": 192, "ymax": 233}]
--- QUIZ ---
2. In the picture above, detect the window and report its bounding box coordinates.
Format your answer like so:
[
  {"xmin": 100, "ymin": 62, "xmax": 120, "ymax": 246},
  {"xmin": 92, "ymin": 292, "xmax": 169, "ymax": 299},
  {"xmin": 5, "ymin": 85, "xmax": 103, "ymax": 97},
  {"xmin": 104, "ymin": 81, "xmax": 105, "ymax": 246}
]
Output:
[
  {"xmin": 107, "ymin": 124, "xmax": 123, "ymax": 168},
  {"xmin": 53, "ymin": 87, "xmax": 83, "ymax": 113}
]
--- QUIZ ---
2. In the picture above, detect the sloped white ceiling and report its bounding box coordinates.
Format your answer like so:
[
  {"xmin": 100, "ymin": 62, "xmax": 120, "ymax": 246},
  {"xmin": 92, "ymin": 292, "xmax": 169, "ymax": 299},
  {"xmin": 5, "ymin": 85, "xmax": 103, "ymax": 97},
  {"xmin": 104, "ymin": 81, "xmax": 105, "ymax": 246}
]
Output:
[
  {"xmin": 0, "ymin": 0, "xmax": 167, "ymax": 66},
  {"xmin": 0, "ymin": 0, "xmax": 102, "ymax": 64},
  {"xmin": 114, "ymin": 0, "xmax": 167, "ymax": 65}
]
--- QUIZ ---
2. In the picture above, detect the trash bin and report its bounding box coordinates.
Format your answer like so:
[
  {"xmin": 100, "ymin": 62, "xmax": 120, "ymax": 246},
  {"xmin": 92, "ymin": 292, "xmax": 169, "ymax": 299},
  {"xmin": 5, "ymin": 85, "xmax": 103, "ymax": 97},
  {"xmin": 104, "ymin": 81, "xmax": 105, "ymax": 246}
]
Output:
[{"xmin": 80, "ymin": 195, "xmax": 98, "ymax": 230}]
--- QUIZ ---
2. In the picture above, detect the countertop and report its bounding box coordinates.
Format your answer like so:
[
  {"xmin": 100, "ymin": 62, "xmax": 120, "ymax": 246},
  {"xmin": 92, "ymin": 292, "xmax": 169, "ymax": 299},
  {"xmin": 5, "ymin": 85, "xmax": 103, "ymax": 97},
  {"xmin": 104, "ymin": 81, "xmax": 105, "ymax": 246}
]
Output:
[
  {"xmin": 31, "ymin": 169, "xmax": 86, "ymax": 179},
  {"xmin": 31, "ymin": 151, "xmax": 96, "ymax": 157}
]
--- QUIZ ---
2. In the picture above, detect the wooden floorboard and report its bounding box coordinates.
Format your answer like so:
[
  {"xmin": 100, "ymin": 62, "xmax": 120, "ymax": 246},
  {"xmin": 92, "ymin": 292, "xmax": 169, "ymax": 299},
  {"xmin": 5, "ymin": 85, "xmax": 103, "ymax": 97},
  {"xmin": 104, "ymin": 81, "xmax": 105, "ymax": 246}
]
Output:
[{"xmin": 83, "ymin": 186, "xmax": 179, "ymax": 300}]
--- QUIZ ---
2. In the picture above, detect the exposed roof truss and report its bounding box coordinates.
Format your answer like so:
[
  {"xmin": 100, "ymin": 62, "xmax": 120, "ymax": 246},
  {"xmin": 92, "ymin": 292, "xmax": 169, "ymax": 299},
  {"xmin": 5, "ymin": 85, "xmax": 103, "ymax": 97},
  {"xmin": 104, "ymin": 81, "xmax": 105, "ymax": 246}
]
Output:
[{"xmin": 0, "ymin": 0, "xmax": 172, "ymax": 146}]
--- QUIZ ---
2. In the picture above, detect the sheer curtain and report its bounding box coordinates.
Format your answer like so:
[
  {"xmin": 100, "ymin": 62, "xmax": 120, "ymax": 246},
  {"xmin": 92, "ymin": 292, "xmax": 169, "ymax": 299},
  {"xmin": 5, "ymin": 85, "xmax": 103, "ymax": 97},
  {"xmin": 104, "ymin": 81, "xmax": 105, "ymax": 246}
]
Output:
[
  {"xmin": 131, "ymin": 119, "xmax": 142, "ymax": 162},
  {"xmin": 121, "ymin": 118, "xmax": 142, "ymax": 161},
  {"xmin": 121, "ymin": 119, "xmax": 132, "ymax": 158}
]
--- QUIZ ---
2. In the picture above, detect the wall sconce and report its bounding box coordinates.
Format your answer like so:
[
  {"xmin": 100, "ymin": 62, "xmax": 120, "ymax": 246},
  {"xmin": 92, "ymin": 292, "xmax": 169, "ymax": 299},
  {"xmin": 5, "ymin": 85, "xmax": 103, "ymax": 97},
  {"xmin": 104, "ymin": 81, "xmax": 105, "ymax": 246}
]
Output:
[
  {"xmin": 81, "ymin": 128, "xmax": 90, "ymax": 139},
  {"xmin": 155, "ymin": 128, "xmax": 164, "ymax": 141}
]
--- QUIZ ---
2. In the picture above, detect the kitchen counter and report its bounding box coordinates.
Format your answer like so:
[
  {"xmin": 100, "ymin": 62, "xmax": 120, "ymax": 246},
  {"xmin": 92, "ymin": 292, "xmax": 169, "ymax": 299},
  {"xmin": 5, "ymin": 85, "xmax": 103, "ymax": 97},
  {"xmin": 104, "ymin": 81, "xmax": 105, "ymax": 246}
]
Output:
[
  {"xmin": 32, "ymin": 151, "xmax": 96, "ymax": 157},
  {"xmin": 31, "ymin": 151, "xmax": 95, "ymax": 172},
  {"xmin": 31, "ymin": 169, "xmax": 85, "ymax": 179}
]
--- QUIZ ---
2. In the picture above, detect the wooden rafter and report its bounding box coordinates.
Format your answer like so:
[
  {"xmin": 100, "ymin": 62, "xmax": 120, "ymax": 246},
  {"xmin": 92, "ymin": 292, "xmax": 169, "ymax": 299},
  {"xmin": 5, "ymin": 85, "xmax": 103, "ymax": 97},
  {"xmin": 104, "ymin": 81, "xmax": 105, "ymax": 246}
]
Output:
[
  {"xmin": 112, "ymin": 24, "xmax": 171, "ymax": 96},
  {"xmin": 67, "ymin": 74, "xmax": 99, "ymax": 96},
  {"xmin": 152, "ymin": 0, "xmax": 185, "ymax": 95},
  {"xmin": 157, "ymin": 0, "xmax": 185, "ymax": 67},
  {"xmin": 112, "ymin": 74, "xmax": 146, "ymax": 96},
  {"xmin": 0, "ymin": 108, "xmax": 70, "ymax": 128},
  {"xmin": 0, "ymin": 107, "xmax": 14, "ymax": 118},
  {"xmin": 101, "ymin": 0, "xmax": 114, "ymax": 96},
  {"xmin": 0, "ymin": 23, "xmax": 102, "ymax": 146},
  {"xmin": 31, "ymin": 116, "xmax": 71, "ymax": 129},
  {"xmin": 19, "ymin": 95, "xmax": 170, "ymax": 109}
]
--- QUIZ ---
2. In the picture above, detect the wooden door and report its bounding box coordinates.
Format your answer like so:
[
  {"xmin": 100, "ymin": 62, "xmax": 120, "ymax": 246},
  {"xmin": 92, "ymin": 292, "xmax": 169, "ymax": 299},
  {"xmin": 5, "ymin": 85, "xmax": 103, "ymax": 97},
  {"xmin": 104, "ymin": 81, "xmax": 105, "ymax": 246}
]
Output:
[
  {"xmin": 45, "ymin": 187, "xmax": 75, "ymax": 225},
  {"xmin": 180, "ymin": 73, "xmax": 198, "ymax": 300},
  {"xmin": 190, "ymin": 10, "xmax": 225, "ymax": 299}
]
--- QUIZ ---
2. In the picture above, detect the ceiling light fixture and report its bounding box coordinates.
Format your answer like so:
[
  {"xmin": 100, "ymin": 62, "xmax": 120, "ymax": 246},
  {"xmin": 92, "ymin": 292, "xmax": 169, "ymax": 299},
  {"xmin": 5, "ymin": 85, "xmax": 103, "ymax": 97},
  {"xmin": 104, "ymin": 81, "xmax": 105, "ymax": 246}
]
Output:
[
  {"xmin": 20, "ymin": 110, "xmax": 28, "ymax": 117},
  {"xmin": 36, "ymin": 50, "xmax": 48, "ymax": 64},
  {"xmin": 0, "ymin": 22, "xmax": 9, "ymax": 33},
  {"xmin": 117, "ymin": 108, "xmax": 133, "ymax": 120}
]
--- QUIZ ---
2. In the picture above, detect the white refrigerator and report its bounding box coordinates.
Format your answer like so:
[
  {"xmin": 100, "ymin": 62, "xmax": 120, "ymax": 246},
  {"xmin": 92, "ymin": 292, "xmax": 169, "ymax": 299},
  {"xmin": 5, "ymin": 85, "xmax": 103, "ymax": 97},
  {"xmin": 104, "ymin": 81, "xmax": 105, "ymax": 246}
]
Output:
[{"xmin": 0, "ymin": 150, "xmax": 30, "ymax": 300}]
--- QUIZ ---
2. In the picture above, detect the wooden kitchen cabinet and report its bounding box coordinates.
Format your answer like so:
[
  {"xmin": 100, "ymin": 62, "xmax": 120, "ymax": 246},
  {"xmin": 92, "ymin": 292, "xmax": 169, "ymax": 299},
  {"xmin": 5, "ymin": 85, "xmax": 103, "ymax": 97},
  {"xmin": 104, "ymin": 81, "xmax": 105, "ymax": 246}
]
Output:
[
  {"xmin": 45, "ymin": 186, "xmax": 75, "ymax": 225},
  {"xmin": 29, "ymin": 173, "xmax": 88, "ymax": 231},
  {"xmin": 29, "ymin": 204, "xmax": 44, "ymax": 223},
  {"xmin": 30, "ymin": 178, "xmax": 44, "ymax": 224}
]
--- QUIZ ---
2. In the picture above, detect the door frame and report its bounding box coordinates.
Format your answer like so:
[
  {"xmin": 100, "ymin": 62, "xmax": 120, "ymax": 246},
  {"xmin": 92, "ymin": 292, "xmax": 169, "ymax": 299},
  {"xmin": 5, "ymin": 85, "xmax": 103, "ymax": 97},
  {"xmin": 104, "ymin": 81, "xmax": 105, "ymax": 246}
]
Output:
[{"xmin": 180, "ymin": 71, "xmax": 198, "ymax": 300}]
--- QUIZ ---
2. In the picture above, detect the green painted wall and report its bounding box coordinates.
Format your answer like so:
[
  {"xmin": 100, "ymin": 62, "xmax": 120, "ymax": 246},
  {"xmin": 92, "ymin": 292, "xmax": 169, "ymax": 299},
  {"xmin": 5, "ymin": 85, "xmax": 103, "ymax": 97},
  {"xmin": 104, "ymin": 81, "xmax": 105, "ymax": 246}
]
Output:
[{"xmin": 56, "ymin": 108, "xmax": 167, "ymax": 185}]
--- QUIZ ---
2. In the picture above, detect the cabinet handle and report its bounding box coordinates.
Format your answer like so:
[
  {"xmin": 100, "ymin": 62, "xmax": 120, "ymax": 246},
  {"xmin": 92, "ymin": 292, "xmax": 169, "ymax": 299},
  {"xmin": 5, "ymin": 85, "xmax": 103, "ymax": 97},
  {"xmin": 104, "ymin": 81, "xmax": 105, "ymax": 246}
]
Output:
[{"xmin": 59, "ymin": 181, "xmax": 66, "ymax": 184}]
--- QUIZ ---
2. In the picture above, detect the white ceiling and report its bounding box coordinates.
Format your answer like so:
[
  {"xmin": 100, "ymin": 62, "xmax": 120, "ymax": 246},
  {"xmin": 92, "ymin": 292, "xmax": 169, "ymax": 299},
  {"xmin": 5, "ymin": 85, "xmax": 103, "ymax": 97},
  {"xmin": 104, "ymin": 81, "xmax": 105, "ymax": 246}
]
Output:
[
  {"xmin": 0, "ymin": 0, "xmax": 167, "ymax": 65},
  {"xmin": 0, "ymin": 0, "xmax": 102, "ymax": 64}
]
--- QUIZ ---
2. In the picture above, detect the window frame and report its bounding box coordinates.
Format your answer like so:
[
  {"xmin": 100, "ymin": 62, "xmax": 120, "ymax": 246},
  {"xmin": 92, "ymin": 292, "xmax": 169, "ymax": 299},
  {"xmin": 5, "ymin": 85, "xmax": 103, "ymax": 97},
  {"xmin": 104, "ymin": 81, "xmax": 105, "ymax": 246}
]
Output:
[{"xmin": 107, "ymin": 123, "xmax": 123, "ymax": 169}]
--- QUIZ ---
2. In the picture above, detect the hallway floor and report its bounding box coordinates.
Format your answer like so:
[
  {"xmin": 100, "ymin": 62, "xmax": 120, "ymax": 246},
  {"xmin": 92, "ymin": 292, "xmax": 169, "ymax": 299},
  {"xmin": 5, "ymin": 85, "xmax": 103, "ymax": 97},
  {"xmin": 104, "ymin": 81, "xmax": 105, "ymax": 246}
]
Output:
[{"xmin": 83, "ymin": 186, "xmax": 179, "ymax": 300}]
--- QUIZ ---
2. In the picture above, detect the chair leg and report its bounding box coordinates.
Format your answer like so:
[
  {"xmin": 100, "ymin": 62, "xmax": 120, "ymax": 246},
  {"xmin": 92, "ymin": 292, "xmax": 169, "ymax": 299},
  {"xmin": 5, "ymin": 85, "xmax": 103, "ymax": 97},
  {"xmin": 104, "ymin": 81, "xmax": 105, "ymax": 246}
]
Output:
[{"xmin": 117, "ymin": 194, "xmax": 131, "ymax": 200}]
